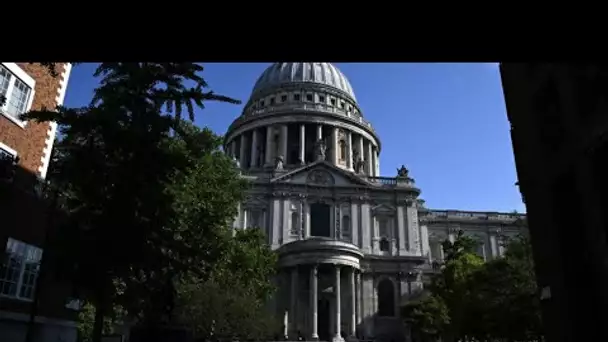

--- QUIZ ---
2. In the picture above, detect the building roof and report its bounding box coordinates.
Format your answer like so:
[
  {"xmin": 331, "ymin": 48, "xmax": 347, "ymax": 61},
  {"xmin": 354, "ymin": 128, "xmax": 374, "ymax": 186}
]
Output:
[{"xmin": 250, "ymin": 62, "xmax": 357, "ymax": 102}]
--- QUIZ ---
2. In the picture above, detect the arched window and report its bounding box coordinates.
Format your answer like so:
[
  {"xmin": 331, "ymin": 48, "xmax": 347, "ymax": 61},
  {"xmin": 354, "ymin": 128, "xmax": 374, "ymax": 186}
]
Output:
[
  {"xmin": 339, "ymin": 140, "xmax": 346, "ymax": 161},
  {"xmin": 379, "ymin": 238, "xmax": 390, "ymax": 252},
  {"xmin": 377, "ymin": 278, "xmax": 395, "ymax": 317}
]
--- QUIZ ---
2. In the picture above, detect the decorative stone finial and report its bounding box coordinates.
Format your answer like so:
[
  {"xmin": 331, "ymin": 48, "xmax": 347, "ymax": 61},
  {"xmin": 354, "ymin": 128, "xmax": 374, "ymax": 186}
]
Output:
[{"xmin": 397, "ymin": 165, "xmax": 409, "ymax": 178}]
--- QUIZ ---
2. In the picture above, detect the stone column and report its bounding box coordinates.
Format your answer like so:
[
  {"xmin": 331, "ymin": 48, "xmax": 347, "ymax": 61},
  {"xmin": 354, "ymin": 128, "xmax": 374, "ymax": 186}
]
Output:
[
  {"xmin": 299, "ymin": 124, "xmax": 306, "ymax": 164},
  {"xmin": 347, "ymin": 131, "xmax": 353, "ymax": 170},
  {"xmin": 372, "ymin": 147, "xmax": 378, "ymax": 177},
  {"xmin": 367, "ymin": 143, "xmax": 374, "ymax": 177},
  {"xmin": 317, "ymin": 124, "xmax": 323, "ymax": 141},
  {"xmin": 334, "ymin": 266, "xmax": 343, "ymax": 342},
  {"xmin": 305, "ymin": 202, "xmax": 311, "ymax": 238},
  {"xmin": 349, "ymin": 268, "xmax": 356, "ymax": 337},
  {"xmin": 250, "ymin": 129, "xmax": 259, "ymax": 168},
  {"xmin": 230, "ymin": 140, "xmax": 236, "ymax": 158},
  {"xmin": 265, "ymin": 126, "xmax": 273, "ymax": 166},
  {"xmin": 290, "ymin": 266, "xmax": 298, "ymax": 337},
  {"xmin": 310, "ymin": 265, "xmax": 319, "ymax": 340},
  {"xmin": 239, "ymin": 134, "xmax": 248, "ymax": 168},
  {"xmin": 357, "ymin": 136, "xmax": 364, "ymax": 162},
  {"xmin": 331, "ymin": 126, "xmax": 339, "ymax": 165},
  {"xmin": 355, "ymin": 272, "xmax": 362, "ymax": 325},
  {"xmin": 489, "ymin": 233, "xmax": 498, "ymax": 258},
  {"xmin": 375, "ymin": 148, "xmax": 380, "ymax": 176},
  {"xmin": 280, "ymin": 124, "xmax": 288, "ymax": 162},
  {"xmin": 242, "ymin": 208, "xmax": 248, "ymax": 229}
]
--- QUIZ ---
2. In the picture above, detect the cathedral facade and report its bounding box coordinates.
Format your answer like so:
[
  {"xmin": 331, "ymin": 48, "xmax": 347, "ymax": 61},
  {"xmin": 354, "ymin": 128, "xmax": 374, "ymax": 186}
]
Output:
[{"xmin": 224, "ymin": 63, "xmax": 526, "ymax": 342}]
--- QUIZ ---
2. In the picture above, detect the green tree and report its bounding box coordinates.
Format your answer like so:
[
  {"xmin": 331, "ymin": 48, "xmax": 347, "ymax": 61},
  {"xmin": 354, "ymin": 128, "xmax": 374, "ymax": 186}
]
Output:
[
  {"xmin": 466, "ymin": 235, "xmax": 542, "ymax": 341},
  {"xmin": 403, "ymin": 231, "xmax": 484, "ymax": 342},
  {"xmin": 175, "ymin": 228, "xmax": 280, "ymax": 340},
  {"xmin": 77, "ymin": 302, "xmax": 125, "ymax": 342},
  {"xmin": 21, "ymin": 63, "xmax": 243, "ymax": 342},
  {"xmin": 402, "ymin": 294, "xmax": 449, "ymax": 342}
]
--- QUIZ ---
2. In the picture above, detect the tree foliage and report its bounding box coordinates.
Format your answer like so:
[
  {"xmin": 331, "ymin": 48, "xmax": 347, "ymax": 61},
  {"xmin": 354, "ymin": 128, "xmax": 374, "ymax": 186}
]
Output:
[
  {"xmin": 77, "ymin": 302, "xmax": 125, "ymax": 342},
  {"xmin": 175, "ymin": 228, "xmax": 280, "ymax": 340},
  {"xmin": 403, "ymin": 232, "xmax": 542, "ymax": 342},
  {"xmin": 402, "ymin": 294, "xmax": 449, "ymax": 342},
  {"xmin": 20, "ymin": 63, "xmax": 244, "ymax": 342}
]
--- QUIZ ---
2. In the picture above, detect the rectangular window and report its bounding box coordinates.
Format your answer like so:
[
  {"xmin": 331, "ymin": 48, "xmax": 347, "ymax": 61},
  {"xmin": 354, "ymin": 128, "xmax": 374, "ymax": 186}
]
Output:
[
  {"xmin": 378, "ymin": 217, "xmax": 390, "ymax": 237},
  {"xmin": 293, "ymin": 94, "xmax": 301, "ymax": 101},
  {"xmin": 0, "ymin": 64, "xmax": 33, "ymax": 121},
  {"xmin": 0, "ymin": 144, "xmax": 18, "ymax": 180},
  {"xmin": 0, "ymin": 146, "xmax": 16, "ymax": 161},
  {"xmin": 281, "ymin": 95, "xmax": 287, "ymax": 102},
  {"xmin": 0, "ymin": 238, "xmax": 43, "ymax": 301}
]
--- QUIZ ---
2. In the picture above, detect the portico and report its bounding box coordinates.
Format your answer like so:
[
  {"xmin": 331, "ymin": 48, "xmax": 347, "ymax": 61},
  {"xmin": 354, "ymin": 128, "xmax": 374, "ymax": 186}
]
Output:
[
  {"xmin": 277, "ymin": 239, "xmax": 364, "ymax": 341},
  {"xmin": 282, "ymin": 263, "xmax": 360, "ymax": 341}
]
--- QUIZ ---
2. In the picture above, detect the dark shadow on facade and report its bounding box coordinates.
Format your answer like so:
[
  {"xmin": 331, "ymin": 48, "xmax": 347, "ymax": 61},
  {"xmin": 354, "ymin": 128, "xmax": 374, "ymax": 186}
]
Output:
[{"xmin": 0, "ymin": 161, "xmax": 78, "ymax": 341}]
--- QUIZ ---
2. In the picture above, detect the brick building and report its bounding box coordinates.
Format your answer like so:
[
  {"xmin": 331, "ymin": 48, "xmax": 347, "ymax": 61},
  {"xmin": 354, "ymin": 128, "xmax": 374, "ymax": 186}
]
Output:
[{"xmin": 0, "ymin": 63, "xmax": 78, "ymax": 342}]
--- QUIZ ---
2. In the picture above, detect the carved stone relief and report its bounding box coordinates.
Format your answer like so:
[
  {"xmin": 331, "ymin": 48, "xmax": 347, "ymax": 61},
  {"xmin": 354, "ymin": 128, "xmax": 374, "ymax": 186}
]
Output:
[
  {"xmin": 335, "ymin": 205, "xmax": 341, "ymax": 238},
  {"xmin": 307, "ymin": 169, "xmax": 335, "ymax": 185}
]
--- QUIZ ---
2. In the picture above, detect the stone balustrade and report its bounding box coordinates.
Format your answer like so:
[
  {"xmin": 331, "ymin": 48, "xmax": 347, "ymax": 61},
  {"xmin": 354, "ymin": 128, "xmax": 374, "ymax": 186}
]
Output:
[
  {"xmin": 230, "ymin": 102, "xmax": 376, "ymax": 133},
  {"xmin": 422, "ymin": 210, "xmax": 526, "ymax": 222},
  {"xmin": 366, "ymin": 176, "xmax": 416, "ymax": 188}
]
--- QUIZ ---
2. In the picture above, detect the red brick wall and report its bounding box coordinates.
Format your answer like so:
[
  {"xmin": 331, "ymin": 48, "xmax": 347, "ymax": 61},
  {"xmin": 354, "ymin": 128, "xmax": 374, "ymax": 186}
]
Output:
[
  {"xmin": 0, "ymin": 63, "xmax": 67, "ymax": 177},
  {"xmin": 0, "ymin": 63, "xmax": 77, "ymax": 323}
]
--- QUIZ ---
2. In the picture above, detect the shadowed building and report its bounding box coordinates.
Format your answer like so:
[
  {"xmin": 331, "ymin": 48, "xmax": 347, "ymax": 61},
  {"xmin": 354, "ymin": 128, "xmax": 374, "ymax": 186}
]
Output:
[
  {"xmin": 226, "ymin": 62, "xmax": 527, "ymax": 342},
  {"xmin": 501, "ymin": 63, "xmax": 608, "ymax": 342},
  {"xmin": 0, "ymin": 63, "xmax": 78, "ymax": 342}
]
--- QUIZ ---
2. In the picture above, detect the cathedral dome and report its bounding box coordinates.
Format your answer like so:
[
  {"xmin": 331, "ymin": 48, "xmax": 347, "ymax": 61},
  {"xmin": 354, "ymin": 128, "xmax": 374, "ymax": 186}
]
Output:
[{"xmin": 251, "ymin": 63, "xmax": 357, "ymax": 102}]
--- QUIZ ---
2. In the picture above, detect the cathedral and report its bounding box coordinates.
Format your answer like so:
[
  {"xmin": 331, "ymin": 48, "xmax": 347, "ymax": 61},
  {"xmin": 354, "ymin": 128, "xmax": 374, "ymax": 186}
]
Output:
[{"xmin": 224, "ymin": 63, "xmax": 526, "ymax": 342}]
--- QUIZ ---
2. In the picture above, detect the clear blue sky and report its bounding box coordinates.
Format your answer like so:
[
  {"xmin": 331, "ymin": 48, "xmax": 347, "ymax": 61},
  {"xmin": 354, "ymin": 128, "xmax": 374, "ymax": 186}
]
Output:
[{"xmin": 64, "ymin": 63, "xmax": 524, "ymax": 213}]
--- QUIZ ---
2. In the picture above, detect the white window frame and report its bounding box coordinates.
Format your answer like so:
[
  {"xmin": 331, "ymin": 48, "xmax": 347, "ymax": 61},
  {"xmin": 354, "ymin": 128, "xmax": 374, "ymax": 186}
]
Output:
[
  {"xmin": 0, "ymin": 238, "xmax": 43, "ymax": 302},
  {"xmin": 0, "ymin": 141, "xmax": 18, "ymax": 160},
  {"xmin": 0, "ymin": 63, "xmax": 36, "ymax": 129}
]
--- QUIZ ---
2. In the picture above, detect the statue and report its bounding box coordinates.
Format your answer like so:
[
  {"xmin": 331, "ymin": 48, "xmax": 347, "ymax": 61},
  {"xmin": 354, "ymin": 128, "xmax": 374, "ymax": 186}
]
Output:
[
  {"xmin": 274, "ymin": 155, "xmax": 284, "ymax": 171},
  {"xmin": 397, "ymin": 164, "xmax": 409, "ymax": 178},
  {"xmin": 314, "ymin": 138, "xmax": 327, "ymax": 161},
  {"xmin": 353, "ymin": 150, "xmax": 366, "ymax": 174},
  {"xmin": 233, "ymin": 156, "xmax": 240, "ymax": 169},
  {"xmin": 354, "ymin": 157, "xmax": 365, "ymax": 174}
]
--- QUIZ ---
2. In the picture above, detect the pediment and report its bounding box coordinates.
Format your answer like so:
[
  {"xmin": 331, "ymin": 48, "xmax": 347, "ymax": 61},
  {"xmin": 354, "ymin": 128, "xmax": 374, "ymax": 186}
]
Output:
[
  {"xmin": 271, "ymin": 161, "xmax": 370, "ymax": 187},
  {"xmin": 371, "ymin": 203, "xmax": 396, "ymax": 214}
]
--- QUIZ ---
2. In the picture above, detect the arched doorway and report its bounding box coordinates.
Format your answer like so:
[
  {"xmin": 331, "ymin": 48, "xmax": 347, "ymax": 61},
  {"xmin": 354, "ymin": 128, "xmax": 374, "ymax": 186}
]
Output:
[
  {"xmin": 377, "ymin": 278, "xmax": 395, "ymax": 317},
  {"xmin": 311, "ymin": 203, "xmax": 331, "ymax": 237}
]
